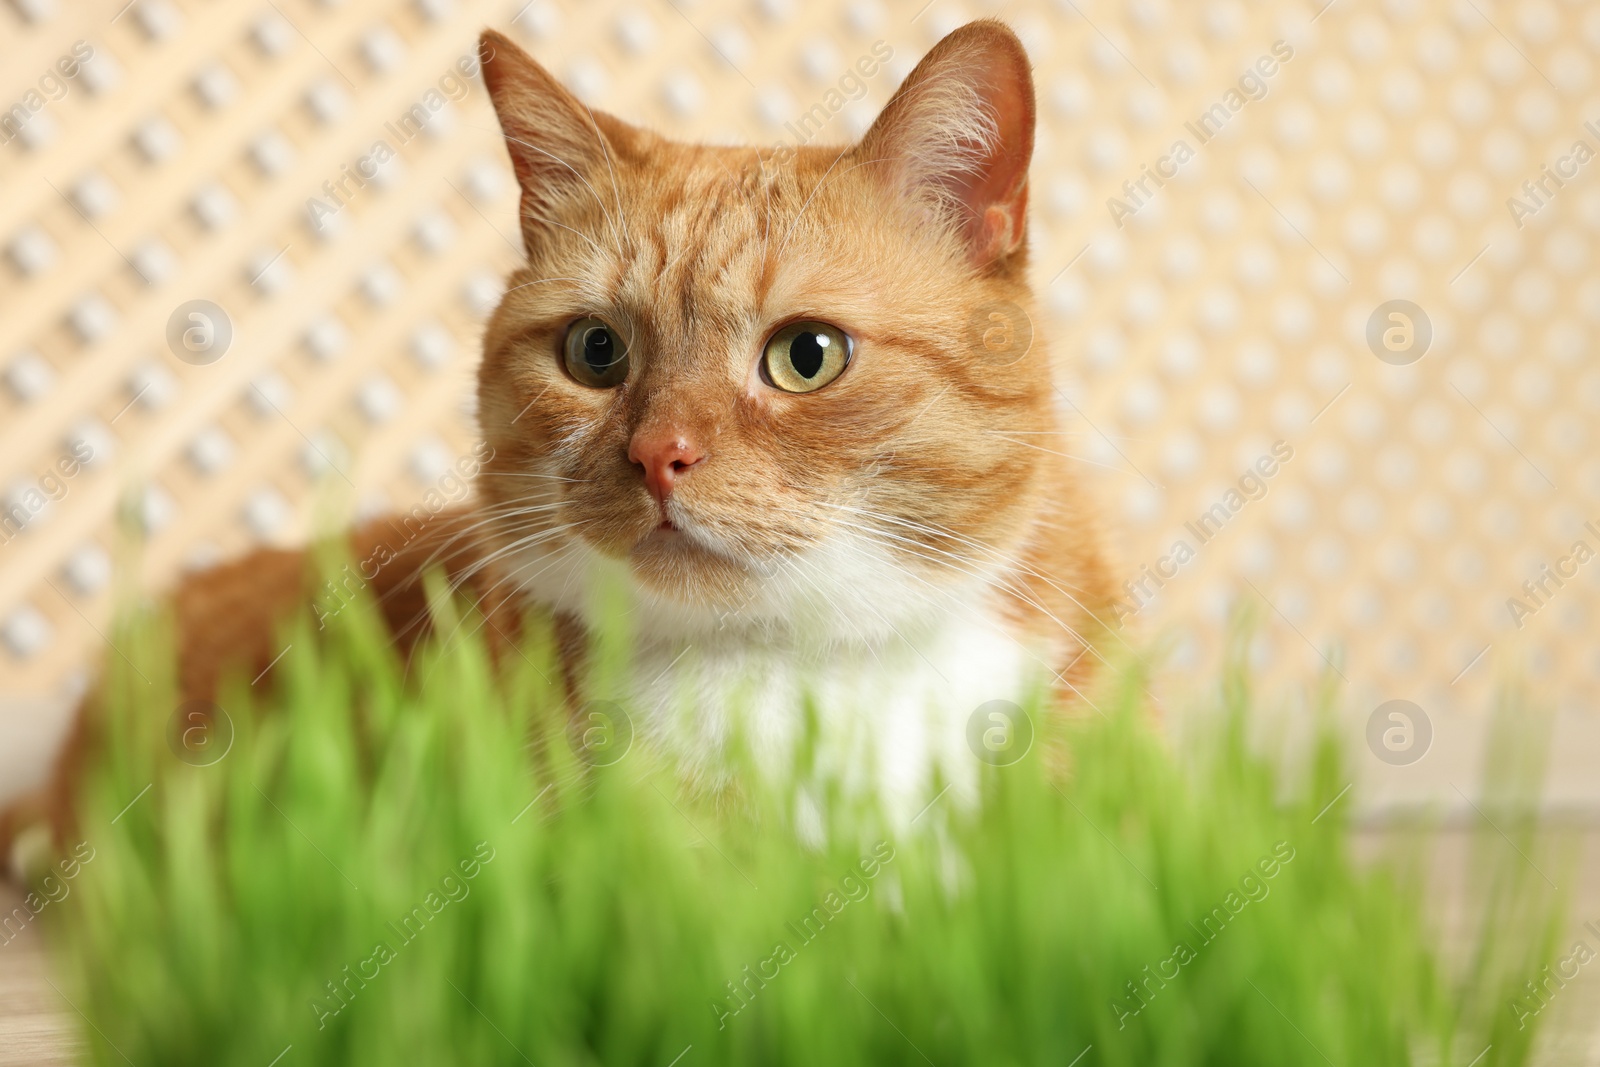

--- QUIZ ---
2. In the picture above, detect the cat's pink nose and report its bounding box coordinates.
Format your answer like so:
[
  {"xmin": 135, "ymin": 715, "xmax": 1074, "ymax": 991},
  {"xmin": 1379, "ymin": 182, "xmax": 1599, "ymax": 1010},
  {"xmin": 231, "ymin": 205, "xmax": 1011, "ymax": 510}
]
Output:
[{"xmin": 628, "ymin": 431, "xmax": 704, "ymax": 503}]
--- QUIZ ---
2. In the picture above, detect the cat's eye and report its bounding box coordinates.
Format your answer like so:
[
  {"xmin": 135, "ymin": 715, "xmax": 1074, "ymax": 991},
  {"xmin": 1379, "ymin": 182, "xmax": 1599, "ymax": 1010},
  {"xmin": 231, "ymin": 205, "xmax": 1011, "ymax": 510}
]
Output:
[
  {"xmin": 761, "ymin": 321, "xmax": 851, "ymax": 394},
  {"xmin": 562, "ymin": 317, "xmax": 630, "ymax": 388}
]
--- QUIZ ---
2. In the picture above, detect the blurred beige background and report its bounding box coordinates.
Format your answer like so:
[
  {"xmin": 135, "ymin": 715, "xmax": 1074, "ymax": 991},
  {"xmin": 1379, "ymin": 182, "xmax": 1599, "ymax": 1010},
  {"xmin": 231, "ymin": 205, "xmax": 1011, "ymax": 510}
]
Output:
[{"xmin": 1, "ymin": 0, "xmax": 1598, "ymax": 815}]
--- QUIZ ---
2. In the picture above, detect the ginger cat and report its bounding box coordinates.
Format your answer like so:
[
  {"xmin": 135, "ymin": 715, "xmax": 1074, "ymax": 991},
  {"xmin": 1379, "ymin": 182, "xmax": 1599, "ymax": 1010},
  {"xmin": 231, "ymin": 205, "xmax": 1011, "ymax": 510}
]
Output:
[{"xmin": 4, "ymin": 19, "xmax": 1112, "ymax": 858}]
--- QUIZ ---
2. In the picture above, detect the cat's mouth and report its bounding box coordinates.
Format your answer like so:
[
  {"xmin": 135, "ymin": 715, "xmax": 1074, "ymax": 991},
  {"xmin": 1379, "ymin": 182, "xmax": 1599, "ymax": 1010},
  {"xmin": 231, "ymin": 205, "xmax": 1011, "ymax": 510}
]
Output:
[
  {"xmin": 634, "ymin": 507, "xmax": 735, "ymax": 561},
  {"xmin": 644, "ymin": 518, "xmax": 692, "ymax": 543},
  {"xmin": 639, "ymin": 504, "xmax": 698, "ymax": 546},
  {"xmin": 653, "ymin": 498, "xmax": 686, "ymax": 535}
]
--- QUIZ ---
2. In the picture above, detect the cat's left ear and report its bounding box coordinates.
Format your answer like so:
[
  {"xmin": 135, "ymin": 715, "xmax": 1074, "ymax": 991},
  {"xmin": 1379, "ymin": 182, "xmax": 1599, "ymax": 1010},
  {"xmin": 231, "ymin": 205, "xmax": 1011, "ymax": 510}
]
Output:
[{"xmin": 857, "ymin": 20, "xmax": 1035, "ymax": 269}]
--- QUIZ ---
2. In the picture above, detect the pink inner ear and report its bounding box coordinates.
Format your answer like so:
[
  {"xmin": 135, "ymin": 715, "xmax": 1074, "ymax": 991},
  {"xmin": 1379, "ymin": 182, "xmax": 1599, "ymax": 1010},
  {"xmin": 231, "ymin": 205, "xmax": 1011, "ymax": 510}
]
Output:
[
  {"xmin": 856, "ymin": 23, "xmax": 1038, "ymax": 267},
  {"xmin": 953, "ymin": 62, "xmax": 1035, "ymax": 266}
]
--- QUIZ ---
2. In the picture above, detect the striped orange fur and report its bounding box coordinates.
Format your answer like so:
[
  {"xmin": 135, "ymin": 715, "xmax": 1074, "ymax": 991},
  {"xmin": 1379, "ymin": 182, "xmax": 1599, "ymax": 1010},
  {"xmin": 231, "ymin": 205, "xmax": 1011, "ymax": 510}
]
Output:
[
  {"xmin": 473, "ymin": 19, "xmax": 1112, "ymax": 681},
  {"xmin": 4, "ymin": 19, "xmax": 1113, "ymax": 864}
]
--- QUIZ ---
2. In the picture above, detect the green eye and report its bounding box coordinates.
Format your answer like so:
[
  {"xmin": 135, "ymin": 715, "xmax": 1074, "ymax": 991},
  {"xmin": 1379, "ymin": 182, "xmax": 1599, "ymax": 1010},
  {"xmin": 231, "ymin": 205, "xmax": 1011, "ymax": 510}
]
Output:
[
  {"xmin": 762, "ymin": 321, "xmax": 851, "ymax": 394},
  {"xmin": 563, "ymin": 317, "xmax": 629, "ymax": 388}
]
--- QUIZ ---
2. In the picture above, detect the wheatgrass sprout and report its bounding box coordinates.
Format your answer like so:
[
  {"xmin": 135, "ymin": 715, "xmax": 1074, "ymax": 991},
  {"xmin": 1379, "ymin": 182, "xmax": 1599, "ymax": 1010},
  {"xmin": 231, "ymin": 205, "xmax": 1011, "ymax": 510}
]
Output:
[{"xmin": 42, "ymin": 560, "xmax": 1564, "ymax": 1066}]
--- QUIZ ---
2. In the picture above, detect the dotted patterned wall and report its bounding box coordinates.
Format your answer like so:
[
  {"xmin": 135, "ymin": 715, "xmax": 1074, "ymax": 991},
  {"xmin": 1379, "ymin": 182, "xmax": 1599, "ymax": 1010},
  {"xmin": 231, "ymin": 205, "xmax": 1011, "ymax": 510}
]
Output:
[{"xmin": 2, "ymin": 0, "xmax": 1598, "ymax": 740}]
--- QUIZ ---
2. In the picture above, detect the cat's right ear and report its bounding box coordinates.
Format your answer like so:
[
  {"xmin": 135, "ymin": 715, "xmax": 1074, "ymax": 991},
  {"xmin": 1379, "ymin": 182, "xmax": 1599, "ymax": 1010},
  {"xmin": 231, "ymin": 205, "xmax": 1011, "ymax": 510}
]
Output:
[{"xmin": 479, "ymin": 30, "xmax": 624, "ymax": 254}]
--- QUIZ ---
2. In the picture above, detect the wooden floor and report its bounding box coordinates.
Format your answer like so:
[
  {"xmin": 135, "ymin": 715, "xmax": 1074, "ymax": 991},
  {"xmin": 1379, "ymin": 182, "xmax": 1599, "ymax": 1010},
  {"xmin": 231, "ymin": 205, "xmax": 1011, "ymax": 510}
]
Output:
[
  {"xmin": 2, "ymin": 830, "xmax": 1598, "ymax": 1065},
  {"xmin": 0, "ymin": 889, "xmax": 82, "ymax": 1067}
]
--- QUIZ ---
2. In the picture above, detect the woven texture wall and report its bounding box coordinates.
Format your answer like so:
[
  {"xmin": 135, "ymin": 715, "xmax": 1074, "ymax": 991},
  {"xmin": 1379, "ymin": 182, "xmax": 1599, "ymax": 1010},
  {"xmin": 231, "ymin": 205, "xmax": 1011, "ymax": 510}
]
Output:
[{"xmin": 2, "ymin": 0, "xmax": 1598, "ymax": 743}]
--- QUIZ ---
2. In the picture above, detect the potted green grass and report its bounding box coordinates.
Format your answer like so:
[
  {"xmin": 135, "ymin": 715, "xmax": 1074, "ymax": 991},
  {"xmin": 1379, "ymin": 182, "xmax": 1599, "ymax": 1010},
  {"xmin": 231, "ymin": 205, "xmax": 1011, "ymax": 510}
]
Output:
[{"xmin": 37, "ymin": 568, "xmax": 1564, "ymax": 1066}]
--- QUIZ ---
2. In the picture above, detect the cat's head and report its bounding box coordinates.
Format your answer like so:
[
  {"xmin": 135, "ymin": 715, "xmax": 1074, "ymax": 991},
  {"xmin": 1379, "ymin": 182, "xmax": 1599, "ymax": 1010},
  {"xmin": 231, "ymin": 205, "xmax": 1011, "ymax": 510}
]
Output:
[{"xmin": 474, "ymin": 21, "xmax": 1069, "ymax": 643}]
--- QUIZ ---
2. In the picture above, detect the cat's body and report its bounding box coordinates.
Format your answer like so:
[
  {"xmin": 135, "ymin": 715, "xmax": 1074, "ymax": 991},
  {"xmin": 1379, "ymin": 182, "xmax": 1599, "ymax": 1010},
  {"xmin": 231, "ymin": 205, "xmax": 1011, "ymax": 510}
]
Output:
[{"xmin": 3, "ymin": 20, "xmax": 1113, "ymax": 860}]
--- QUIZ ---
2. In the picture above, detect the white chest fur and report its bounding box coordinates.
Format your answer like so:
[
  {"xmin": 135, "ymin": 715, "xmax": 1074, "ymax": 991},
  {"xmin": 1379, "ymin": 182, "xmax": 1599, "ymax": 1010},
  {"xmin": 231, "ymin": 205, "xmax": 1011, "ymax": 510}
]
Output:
[
  {"xmin": 510, "ymin": 529, "xmax": 1051, "ymax": 818},
  {"xmin": 623, "ymin": 607, "xmax": 1040, "ymax": 820}
]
